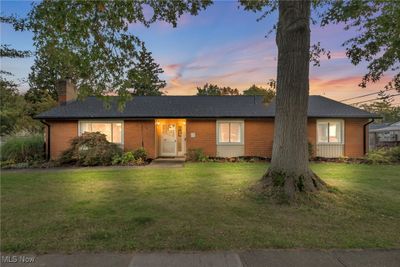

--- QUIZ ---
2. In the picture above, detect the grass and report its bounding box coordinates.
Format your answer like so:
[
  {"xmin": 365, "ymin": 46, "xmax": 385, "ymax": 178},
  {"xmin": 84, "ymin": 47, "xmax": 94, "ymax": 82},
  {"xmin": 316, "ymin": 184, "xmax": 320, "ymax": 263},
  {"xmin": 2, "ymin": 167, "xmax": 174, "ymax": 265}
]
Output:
[
  {"xmin": 0, "ymin": 135, "xmax": 44, "ymax": 163},
  {"xmin": 1, "ymin": 162, "xmax": 400, "ymax": 252}
]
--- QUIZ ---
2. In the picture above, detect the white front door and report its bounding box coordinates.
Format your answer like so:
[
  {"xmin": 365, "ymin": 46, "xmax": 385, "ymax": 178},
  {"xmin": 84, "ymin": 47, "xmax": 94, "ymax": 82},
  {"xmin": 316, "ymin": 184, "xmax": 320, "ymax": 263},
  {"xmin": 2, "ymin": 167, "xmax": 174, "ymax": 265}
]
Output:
[{"xmin": 161, "ymin": 123, "xmax": 177, "ymax": 156}]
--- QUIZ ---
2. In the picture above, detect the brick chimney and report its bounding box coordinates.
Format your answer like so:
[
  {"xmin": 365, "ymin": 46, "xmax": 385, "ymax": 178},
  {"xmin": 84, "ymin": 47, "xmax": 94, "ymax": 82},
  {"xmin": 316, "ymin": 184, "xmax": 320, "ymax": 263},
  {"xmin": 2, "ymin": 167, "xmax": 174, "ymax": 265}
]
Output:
[{"xmin": 56, "ymin": 79, "xmax": 77, "ymax": 105}]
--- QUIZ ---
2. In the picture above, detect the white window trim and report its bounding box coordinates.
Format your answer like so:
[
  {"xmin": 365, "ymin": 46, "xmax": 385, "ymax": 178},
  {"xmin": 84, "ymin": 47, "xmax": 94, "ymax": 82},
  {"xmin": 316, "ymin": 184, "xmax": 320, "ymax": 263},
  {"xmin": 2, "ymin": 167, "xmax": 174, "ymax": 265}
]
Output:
[
  {"xmin": 78, "ymin": 120, "xmax": 124, "ymax": 145},
  {"xmin": 316, "ymin": 119, "xmax": 345, "ymax": 145},
  {"xmin": 216, "ymin": 120, "xmax": 244, "ymax": 145}
]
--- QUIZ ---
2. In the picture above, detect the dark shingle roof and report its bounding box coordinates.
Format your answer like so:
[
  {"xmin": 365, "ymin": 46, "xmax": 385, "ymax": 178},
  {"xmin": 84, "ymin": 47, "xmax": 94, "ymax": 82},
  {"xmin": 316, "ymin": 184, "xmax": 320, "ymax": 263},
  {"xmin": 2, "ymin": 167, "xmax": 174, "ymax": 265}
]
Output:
[
  {"xmin": 369, "ymin": 123, "xmax": 392, "ymax": 130},
  {"xmin": 369, "ymin": 121, "xmax": 400, "ymax": 132},
  {"xmin": 35, "ymin": 95, "xmax": 379, "ymax": 119}
]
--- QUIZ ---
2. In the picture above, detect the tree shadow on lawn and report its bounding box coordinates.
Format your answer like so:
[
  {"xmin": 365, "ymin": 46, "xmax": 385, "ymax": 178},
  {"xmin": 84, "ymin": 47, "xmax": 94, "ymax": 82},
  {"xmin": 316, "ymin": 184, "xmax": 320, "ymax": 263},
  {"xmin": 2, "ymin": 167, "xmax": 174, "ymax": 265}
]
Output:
[{"xmin": 1, "ymin": 163, "xmax": 400, "ymax": 252}]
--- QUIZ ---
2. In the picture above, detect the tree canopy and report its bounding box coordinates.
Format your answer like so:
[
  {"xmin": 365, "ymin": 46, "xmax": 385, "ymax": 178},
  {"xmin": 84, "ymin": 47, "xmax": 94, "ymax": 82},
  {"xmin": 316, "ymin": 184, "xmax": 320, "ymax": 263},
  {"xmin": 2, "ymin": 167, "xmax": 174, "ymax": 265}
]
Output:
[
  {"xmin": 0, "ymin": 77, "xmax": 54, "ymax": 136},
  {"xmin": 359, "ymin": 92, "xmax": 400, "ymax": 123},
  {"xmin": 4, "ymin": 1, "xmax": 398, "ymax": 97},
  {"xmin": 0, "ymin": 17, "xmax": 56, "ymax": 136},
  {"xmin": 28, "ymin": 52, "xmax": 59, "ymax": 101},
  {"xmin": 240, "ymin": 0, "xmax": 399, "ymax": 91},
  {"xmin": 9, "ymin": 0, "xmax": 212, "ymax": 100},
  {"xmin": 242, "ymin": 80, "xmax": 276, "ymax": 103},
  {"xmin": 196, "ymin": 83, "xmax": 239, "ymax": 96},
  {"xmin": 126, "ymin": 43, "xmax": 166, "ymax": 96},
  {"xmin": 320, "ymin": 0, "xmax": 399, "ymax": 90}
]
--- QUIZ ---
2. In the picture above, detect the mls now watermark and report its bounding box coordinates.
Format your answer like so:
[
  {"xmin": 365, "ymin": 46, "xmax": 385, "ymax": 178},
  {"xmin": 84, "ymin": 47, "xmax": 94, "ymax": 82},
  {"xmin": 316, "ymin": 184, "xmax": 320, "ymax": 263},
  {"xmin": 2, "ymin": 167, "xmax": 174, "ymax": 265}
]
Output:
[{"xmin": 1, "ymin": 255, "xmax": 36, "ymax": 264}]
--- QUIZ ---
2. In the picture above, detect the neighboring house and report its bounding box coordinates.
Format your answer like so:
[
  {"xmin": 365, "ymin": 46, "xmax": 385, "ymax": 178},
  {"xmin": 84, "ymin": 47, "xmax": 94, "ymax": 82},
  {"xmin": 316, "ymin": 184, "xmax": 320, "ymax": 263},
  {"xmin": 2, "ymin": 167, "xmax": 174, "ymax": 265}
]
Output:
[
  {"xmin": 35, "ymin": 80, "xmax": 379, "ymax": 160},
  {"xmin": 369, "ymin": 121, "xmax": 400, "ymax": 149}
]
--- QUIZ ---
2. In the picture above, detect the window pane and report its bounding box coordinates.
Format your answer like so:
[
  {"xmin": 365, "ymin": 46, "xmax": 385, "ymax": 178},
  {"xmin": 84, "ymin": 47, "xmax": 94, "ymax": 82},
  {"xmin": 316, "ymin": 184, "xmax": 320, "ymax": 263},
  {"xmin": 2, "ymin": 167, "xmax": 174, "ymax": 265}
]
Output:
[
  {"xmin": 317, "ymin": 122, "xmax": 328, "ymax": 143},
  {"xmin": 80, "ymin": 122, "xmax": 91, "ymax": 133},
  {"xmin": 230, "ymin": 123, "xmax": 241, "ymax": 143},
  {"xmin": 112, "ymin": 123, "xmax": 122, "ymax": 144},
  {"xmin": 219, "ymin": 123, "xmax": 230, "ymax": 143},
  {"xmin": 329, "ymin": 122, "xmax": 341, "ymax": 143},
  {"xmin": 91, "ymin": 123, "xmax": 112, "ymax": 142}
]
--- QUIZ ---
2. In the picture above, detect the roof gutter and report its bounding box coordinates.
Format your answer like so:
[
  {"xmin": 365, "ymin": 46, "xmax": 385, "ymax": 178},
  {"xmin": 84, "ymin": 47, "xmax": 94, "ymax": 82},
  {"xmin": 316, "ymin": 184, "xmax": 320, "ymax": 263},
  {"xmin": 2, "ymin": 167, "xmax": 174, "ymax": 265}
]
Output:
[
  {"xmin": 363, "ymin": 119, "xmax": 375, "ymax": 155},
  {"xmin": 34, "ymin": 115, "xmax": 380, "ymax": 120},
  {"xmin": 40, "ymin": 120, "xmax": 51, "ymax": 161}
]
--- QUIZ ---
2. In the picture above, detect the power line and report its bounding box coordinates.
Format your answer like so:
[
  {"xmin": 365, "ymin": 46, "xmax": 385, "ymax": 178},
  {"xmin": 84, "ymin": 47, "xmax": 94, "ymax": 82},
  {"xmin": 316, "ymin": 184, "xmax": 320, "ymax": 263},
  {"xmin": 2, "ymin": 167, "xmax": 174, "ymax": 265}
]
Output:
[
  {"xmin": 340, "ymin": 88, "xmax": 396, "ymax": 102},
  {"xmin": 349, "ymin": 93, "xmax": 400, "ymax": 105}
]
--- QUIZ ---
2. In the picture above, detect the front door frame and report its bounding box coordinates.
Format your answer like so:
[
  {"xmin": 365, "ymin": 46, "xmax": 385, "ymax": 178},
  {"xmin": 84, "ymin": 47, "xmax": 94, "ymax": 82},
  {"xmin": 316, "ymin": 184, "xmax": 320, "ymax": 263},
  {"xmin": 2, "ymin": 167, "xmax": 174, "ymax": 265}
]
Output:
[
  {"xmin": 156, "ymin": 119, "xmax": 186, "ymax": 158},
  {"xmin": 176, "ymin": 123, "xmax": 186, "ymax": 157}
]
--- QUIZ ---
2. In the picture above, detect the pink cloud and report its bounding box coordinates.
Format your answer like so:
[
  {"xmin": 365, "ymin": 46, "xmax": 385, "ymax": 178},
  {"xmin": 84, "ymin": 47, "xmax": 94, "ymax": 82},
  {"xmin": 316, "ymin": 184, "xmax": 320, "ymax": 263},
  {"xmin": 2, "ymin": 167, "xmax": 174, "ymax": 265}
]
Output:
[{"xmin": 310, "ymin": 75, "xmax": 394, "ymax": 101}]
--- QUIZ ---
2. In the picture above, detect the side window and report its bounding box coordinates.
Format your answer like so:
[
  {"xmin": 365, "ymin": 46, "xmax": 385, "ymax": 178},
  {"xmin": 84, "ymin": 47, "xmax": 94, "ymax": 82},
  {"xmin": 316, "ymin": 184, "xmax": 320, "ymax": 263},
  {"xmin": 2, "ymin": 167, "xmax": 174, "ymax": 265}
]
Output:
[
  {"xmin": 317, "ymin": 120, "xmax": 343, "ymax": 144},
  {"xmin": 217, "ymin": 121, "xmax": 244, "ymax": 144},
  {"xmin": 79, "ymin": 121, "xmax": 123, "ymax": 144}
]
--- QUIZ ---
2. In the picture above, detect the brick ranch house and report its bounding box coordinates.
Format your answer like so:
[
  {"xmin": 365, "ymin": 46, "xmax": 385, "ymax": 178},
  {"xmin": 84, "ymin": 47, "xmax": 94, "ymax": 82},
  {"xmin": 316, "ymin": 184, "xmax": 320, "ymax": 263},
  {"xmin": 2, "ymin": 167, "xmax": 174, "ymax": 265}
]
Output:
[{"xmin": 36, "ymin": 80, "xmax": 379, "ymax": 160}]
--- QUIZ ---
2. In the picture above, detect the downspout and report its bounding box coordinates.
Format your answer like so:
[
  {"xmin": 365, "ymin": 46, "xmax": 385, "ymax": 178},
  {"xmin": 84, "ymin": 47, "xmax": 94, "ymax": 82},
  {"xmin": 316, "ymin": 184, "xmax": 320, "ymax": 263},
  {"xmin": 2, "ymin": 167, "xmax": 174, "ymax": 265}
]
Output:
[
  {"xmin": 40, "ymin": 120, "xmax": 51, "ymax": 161},
  {"xmin": 363, "ymin": 119, "xmax": 374, "ymax": 155}
]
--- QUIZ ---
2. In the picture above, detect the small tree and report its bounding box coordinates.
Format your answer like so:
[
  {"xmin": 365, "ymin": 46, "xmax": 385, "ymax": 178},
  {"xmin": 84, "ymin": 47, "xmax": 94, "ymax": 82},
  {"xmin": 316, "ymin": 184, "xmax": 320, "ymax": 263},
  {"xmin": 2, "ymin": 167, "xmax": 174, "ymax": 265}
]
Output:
[
  {"xmin": 243, "ymin": 80, "xmax": 276, "ymax": 104},
  {"xmin": 126, "ymin": 43, "xmax": 166, "ymax": 96},
  {"xmin": 196, "ymin": 83, "xmax": 239, "ymax": 96}
]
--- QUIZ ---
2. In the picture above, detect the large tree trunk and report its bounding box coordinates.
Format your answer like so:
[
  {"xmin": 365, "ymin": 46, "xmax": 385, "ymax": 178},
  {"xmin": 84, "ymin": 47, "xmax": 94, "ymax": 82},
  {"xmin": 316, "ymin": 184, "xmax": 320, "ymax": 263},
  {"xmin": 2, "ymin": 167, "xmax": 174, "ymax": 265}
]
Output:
[{"xmin": 260, "ymin": 0, "xmax": 326, "ymax": 200}]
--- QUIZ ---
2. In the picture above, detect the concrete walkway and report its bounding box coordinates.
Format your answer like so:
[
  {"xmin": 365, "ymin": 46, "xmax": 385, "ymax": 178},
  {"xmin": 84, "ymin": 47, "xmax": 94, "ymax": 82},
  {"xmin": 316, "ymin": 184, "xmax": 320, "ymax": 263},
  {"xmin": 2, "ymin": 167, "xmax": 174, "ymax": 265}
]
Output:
[
  {"xmin": 148, "ymin": 157, "xmax": 185, "ymax": 168},
  {"xmin": 1, "ymin": 249, "xmax": 399, "ymax": 267}
]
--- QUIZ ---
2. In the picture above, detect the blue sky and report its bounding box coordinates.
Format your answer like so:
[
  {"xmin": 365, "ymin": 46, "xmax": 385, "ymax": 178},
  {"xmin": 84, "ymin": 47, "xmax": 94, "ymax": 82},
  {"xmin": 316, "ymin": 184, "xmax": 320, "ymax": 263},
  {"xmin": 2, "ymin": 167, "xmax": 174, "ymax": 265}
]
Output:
[{"xmin": 1, "ymin": 0, "xmax": 397, "ymax": 104}]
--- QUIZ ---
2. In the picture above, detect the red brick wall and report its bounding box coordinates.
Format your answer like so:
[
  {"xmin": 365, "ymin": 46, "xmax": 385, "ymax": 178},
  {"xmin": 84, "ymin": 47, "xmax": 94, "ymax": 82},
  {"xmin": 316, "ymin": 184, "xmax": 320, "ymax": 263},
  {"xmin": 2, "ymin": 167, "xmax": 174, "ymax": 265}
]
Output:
[
  {"xmin": 344, "ymin": 118, "xmax": 368, "ymax": 158},
  {"xmin": 46, "ymin": 118, "xmax": 368, "ymax": 160},
  {"xmin": 186, "ymin": 120, "xmax": 216, "ymax": 157},
  {"xmin": 307, "ymin": 118, "xmax": 317, "ymax": 156},
  {"xmin": 124, "ymin": 120, "xmax": 156, "ymax": 159},
  {"xmin": 244, "ymin": 119, "xmax": 274, "ymax": 157},
  {"xmin": 244, "ymin": 119, "xmax": 318, "ymax": 158},
  {"xmin": 48, "ymin": 120, "xmax": 78, "ymax": 160}
]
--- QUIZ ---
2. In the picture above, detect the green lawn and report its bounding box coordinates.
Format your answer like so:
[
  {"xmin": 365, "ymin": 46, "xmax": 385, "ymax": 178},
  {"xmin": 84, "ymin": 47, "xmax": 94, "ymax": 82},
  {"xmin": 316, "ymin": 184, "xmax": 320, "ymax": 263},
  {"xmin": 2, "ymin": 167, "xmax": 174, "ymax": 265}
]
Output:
[{"xmin": 1, "ymin": 163, "xmax": 399, "ymax": 252}]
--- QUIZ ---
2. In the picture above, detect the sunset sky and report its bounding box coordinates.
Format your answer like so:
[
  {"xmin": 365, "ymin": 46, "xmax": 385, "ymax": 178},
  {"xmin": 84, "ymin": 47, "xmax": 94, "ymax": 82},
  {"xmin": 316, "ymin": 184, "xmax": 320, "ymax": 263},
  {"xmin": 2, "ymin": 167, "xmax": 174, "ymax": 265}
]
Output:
[{"xmin": 1, "ymin": 1, "xmax": 398, "ymax": 105}]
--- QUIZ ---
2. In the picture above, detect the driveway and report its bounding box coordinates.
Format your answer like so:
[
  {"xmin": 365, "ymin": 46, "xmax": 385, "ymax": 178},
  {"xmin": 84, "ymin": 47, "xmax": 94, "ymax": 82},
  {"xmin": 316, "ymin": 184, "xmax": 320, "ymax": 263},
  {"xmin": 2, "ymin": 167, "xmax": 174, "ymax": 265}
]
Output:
[{"xmin": 1, "ymin": 249, "xmax": 399, "ymax": 267}]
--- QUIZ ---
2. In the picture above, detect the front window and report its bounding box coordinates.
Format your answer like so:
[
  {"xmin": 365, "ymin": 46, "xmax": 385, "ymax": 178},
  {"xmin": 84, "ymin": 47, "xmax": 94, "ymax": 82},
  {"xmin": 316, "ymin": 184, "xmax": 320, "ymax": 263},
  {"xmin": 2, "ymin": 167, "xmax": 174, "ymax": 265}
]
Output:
[
  {"xmin": 217, "ymin": 121, "xmax": 243, "ymax": 144},
  {"xmin": 79, "ymin": 121, "xmax": 123, "ymax": 144},
  {"xmin": 317, "ymin": 120, "xmax": 343, "ymax": 144}
]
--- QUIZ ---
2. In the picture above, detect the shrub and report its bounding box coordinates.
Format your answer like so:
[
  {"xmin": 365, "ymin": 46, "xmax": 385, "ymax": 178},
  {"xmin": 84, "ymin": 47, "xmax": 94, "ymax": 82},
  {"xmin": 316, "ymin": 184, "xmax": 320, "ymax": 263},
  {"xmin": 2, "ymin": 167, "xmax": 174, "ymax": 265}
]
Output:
[
  {"xmin": 112, "ymin": 148, "xmax": 148, "ymax": 166},
  {"xmin": 121, "ymin": 151, "xmax": 135, "ymax": 164},
  {"xmin": 187, "ymin": 148, "xmax": 209, "ymax": 162},
  {"xmin": 0, "ymin": 160, "xmax": 16, "ymax": 169},
  {"xmin": 59, "ymin": 132, "xmax": 122, "ymax": 166},
  {"xmin": 364, "ymin": 147, "xmax": 397, "ymax": 164},
  {"xmin": 112, "ymin": 151, "xmax": 135, "ymax": 165},
  {"xmin": 112, "ymin": 155, "xmax": 121, "ymax": 165},
  {"xmin": 133, "ymin": 147, "xmax": 147, "ymax": 161},
  {"xmin": 388, "ymin": 146, "xmax": 400, "ymax": 162},
  {"xmin": 0, "ymin": 135, "xmax": 44, "ymax": 163}
]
